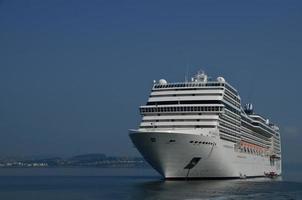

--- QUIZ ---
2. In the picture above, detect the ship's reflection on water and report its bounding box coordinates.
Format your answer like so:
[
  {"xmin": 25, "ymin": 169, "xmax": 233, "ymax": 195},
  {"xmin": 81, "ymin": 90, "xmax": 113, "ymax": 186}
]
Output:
[
  {"xmin": 131, "ymin": 177, "xmax": 302, "ymax": 200},
  {"xmin": 0, "ymin": 168, "xmax": 301, "ymax": 200}
]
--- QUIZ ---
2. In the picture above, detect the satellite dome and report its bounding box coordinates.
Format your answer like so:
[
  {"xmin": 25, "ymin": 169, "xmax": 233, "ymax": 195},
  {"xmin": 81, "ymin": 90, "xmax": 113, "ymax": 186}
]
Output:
[
  {"xmin": 217, "ymin": 76, "xmax": 225, "ymax": 82},
  {"xmin": 159, "ymin": 79, "xmax": 168, "ymax": 85}
]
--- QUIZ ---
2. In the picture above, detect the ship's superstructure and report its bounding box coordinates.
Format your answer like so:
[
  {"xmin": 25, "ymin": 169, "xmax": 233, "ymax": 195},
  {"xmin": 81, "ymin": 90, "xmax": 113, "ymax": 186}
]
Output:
[{"xmin": 129, "ymin": 71, "xmax": 281, "ymax": 179}]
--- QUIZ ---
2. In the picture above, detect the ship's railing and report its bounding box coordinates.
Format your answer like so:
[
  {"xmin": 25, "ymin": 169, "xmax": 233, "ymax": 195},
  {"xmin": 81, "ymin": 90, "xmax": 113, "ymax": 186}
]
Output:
[
  {"xmin": 153, "ymin": 82, "xmax": 224, "ymax": 89},
  {"xmin": 153, "ymin": 81, "xmax": 238, "ymax": 95}
]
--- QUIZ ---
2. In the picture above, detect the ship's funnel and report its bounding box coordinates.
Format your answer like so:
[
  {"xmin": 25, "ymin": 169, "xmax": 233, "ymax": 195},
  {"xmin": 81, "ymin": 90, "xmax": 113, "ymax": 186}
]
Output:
[{"xmin": 244, "ymin": 103, "xmax": 254, "ymax": 114}]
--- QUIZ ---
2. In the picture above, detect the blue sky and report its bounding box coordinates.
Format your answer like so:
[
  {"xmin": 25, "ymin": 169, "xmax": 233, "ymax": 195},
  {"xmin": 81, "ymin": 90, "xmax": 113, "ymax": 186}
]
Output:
[{"xmin": 0, "ymin": 0, "xmax": 301, "ymax": 165}]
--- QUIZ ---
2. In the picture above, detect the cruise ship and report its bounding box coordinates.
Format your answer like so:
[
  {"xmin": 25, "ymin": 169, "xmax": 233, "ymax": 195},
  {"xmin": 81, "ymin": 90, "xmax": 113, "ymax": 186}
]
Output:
[{"xmin": 129, "ymin": 71, "xmax": 281, "ymax": 179}]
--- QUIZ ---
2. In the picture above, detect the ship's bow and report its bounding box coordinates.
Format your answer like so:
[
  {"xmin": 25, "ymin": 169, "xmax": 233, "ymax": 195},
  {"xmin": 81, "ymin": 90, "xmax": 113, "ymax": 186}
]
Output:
[{"xmin": 129, "ymin": 129, "xmax": 230, "ymax": 179}]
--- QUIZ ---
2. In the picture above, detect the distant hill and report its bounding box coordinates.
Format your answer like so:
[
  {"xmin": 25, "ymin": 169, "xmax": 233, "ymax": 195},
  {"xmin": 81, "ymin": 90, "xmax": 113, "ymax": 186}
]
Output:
[
  {"xmin": 69, "ymin": 153, "xmax": 107, "ymax": 163},
  {"xmin": 0, "ymin": 153, "xmax": 149, "ymax": 168}
]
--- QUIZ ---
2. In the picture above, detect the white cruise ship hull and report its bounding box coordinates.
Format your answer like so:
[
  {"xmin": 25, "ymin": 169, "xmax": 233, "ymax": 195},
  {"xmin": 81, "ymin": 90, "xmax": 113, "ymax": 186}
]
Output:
[{"xmin": 129, "ymin": 129, "xmax": 281, "ymax": 179}]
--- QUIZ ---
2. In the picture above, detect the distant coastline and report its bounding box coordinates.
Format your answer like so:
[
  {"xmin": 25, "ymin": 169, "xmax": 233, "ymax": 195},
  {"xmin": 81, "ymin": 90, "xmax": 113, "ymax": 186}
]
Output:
[{"xmin": 0, "ymin": 153, "xmax": 149, "ymax": 168}]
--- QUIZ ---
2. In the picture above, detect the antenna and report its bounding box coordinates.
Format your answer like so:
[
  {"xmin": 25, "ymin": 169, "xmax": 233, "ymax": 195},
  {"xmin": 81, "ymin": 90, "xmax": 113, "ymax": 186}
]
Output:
[
  {"xmin": 185, "ymin": 65, "xmax": 189, "ymax": 82},
  {"xmin": 247, "ymin": 70, "xmax": 255, "ymax": 105}
]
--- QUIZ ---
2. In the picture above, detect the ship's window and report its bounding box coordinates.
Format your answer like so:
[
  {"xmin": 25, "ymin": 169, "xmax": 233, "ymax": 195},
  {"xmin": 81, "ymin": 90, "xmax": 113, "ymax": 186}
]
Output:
[
  {"xmin": 150, "ymin": 138, "xmax": 156, "ymax": 142},
  {"xmin": 169, "ymin": 139, "xmax": 176, "ymax": 143}
]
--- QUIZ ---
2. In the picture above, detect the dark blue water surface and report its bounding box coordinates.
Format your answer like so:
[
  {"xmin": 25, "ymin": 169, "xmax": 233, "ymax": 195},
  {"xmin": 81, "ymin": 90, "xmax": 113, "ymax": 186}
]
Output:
[{"xmin": 0, "ymin": 168, "xmax": 301, "ymax": 200}]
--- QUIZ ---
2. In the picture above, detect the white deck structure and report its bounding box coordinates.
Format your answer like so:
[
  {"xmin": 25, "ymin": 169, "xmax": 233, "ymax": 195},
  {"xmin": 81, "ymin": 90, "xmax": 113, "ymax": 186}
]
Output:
[{"xmin": 129, "ymin": 71, "xmax": 281, "ymax": 179}]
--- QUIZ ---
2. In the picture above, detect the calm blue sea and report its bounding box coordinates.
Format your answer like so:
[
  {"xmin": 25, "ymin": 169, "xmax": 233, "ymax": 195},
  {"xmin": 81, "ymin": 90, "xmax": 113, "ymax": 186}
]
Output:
[{"xmin": 0, "ymin": 168, "xmax": 301, "ymax": 200}]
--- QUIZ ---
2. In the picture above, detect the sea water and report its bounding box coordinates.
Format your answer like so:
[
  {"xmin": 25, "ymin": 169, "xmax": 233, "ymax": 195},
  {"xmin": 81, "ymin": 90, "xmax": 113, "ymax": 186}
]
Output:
[{"xmin": 0, "ymin": 168, "xmax": 301, "ymax": 200}]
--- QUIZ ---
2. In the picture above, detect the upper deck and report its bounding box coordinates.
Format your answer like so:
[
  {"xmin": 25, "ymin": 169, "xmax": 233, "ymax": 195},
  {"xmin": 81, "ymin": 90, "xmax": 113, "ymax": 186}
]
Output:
[
  {"xmin": 153, "ymin": 81, "xmax": 238, "ymax": 96},
  {"xmin": 152, "ymin": 70, "xmax": 238, "ymax": 95}
]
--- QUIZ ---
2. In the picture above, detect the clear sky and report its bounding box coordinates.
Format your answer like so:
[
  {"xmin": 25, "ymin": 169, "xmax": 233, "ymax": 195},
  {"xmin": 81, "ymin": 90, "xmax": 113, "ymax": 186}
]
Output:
[{"xmin": 0, "ymin": 0, "xmax": 301, "ymax": 165}]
